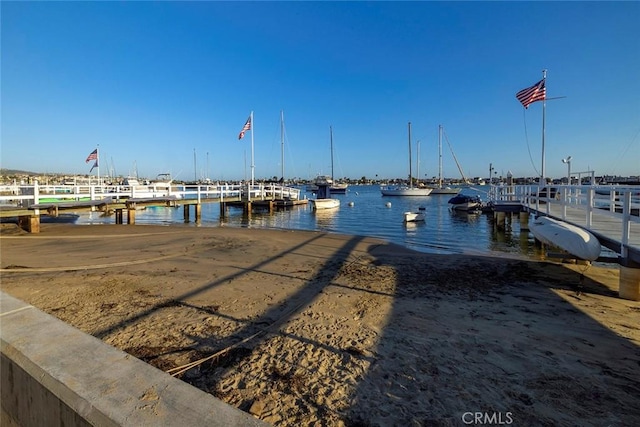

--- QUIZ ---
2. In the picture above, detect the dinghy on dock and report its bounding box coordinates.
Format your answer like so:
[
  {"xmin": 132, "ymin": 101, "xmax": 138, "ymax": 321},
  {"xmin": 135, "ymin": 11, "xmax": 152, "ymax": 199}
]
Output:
[{"xmin": 530, "ymin": 216, "xmax": 601, "ymax": 261}]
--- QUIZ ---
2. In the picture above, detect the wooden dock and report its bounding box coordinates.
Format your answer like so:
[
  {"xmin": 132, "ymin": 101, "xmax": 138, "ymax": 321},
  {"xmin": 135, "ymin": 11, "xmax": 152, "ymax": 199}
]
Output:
[{"xmin": 1, "ymin": 194, "xmax": 309, "ymax": 232}]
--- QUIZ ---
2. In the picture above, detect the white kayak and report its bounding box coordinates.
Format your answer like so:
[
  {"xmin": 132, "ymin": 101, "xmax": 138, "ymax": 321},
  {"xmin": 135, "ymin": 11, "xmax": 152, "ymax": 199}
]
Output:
[{"xmin": 530, "ymin": 216, "xmax": 601, "ymax": 261}]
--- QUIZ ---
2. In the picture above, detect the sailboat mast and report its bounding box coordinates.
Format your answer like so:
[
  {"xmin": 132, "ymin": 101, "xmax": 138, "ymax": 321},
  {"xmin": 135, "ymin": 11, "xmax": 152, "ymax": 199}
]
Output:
[
  {"xmin": 250, "ymin": 110, "xmax": 255, "ymax": 185},
  {"xmin": 438, "ymin": 125, "xmax": 443, "ymax": 188},
  {"xmin": 408, "ymin": 121, "xmax": 413, "ymax": 189},
  {"xmin": 280, "ymin": 110, "xmax": 285, "ymax": 182},
  {"xmin": 330, "ymin": 125, "xmax": 334, "ymax": 181}
]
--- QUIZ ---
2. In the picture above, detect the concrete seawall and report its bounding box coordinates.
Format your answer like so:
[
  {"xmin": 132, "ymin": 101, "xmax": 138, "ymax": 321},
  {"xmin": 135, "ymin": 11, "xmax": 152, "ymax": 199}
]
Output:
[{"xmin": 0, "ymin": 292, "xmax": 268, "ymax": 427}]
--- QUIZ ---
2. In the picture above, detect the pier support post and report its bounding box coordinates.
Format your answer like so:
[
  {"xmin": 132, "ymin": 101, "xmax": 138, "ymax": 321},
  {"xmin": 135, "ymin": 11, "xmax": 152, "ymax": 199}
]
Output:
[
  {"xmin": 243, "ymin": 202, "xmax": 252, "ymax": 214},
  {"xmin": 183, "ymin": 204, "xmax": 190, "ymax": 223},
  {"xmin": 519, "ymin": 211, "xmax": 530, "ymax": 231},
  {"xmin": 619, "ymin": 263, "xmax": 640, "ymax": 301},
  {"xmin": 495, "ymin": 211, "xmax": 506, "ymax": 230},
  {"xmin": 220, "ymin": 202, "xmax": 226, "ymax": 218},
  {"xmin": 195, "ymin": 204, "xmax": 201, "ymax": 223},
  {"xmin": 18, "ymin": 215, "xmax": 40, "ymax": 233},
  {"xmin": 115, "ymin": 209, "xmax": 123, "ymax": 225},
  {"xmin": 127, "ymin": 208, "xmax": 136, "ymax": 225}
]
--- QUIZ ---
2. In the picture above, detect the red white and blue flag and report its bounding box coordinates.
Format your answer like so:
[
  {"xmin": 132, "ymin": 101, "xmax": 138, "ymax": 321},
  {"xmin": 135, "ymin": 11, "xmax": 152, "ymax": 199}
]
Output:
[
  {"xmin": 90, "ymin": 160, "xmax": 98, "ymax": 172},
  {"xmin": 516, "ymin": 79, "xmax": 546, "ymax": 109},
  {"xmin": 85, "ymin": 148, "xmax": 98, "ymax": 163},
  {"xmin": 238, "ymin": 115, "xmax": 251, "ymax": 140}
]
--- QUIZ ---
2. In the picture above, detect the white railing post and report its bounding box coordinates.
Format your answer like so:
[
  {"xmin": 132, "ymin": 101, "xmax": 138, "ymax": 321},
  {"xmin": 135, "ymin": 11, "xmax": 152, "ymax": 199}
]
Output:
[
  {"xmin": 90, "ymin": 185, "xmax": 96, "ymax": 201},
  {"xmin": 621, "ymin": 191, "xmax": 631, "ymax": 260},
  {"xmin": 561, "ymin": 187, "xmax": 568, "ymax": 220},
  {"xmin": 586, "ymin": 188, "xmax": 594, "ymax": 228},
  {"xmin": 610, "ymin": 189, "xmax": 616, "ymax": 213},
  {"xmin": 33, "ymin": 180, "xmax": 40, "ymax": 206},
  {"xmin": 197, "ymin": 185, "xmax": 202, "ymax": 203}
]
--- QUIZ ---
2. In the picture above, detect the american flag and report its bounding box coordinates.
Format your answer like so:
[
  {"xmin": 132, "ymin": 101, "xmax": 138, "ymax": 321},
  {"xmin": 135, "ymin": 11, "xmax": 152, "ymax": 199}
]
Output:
[
  {"xmin": 90, "ymin": 160, "xmax": 98, "ymax": 172},
  {"xmin": 238, "ymin": 115, "xmax": 252, "ymax": 140},
  {"xmin": 516, "ymin": 79, "xmax": 546, "ymax": 109},
  {"xmin": 85, "ymin": 149, "xmax": 98, "ymax": 163}
]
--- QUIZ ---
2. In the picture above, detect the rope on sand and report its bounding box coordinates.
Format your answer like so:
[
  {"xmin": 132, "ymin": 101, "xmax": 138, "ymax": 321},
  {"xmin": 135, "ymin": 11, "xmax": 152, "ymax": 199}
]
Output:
[
  {"xmin": 166, "ymin": 254, "xmax": 370, "ymax": 377},
  {"xmin": 166, "ymin": 297, "xmax": 313, "ymax": 377}
]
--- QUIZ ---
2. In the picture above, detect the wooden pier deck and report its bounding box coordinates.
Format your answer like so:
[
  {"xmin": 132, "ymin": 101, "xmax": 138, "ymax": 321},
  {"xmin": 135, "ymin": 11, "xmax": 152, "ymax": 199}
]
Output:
[{"xmin": 1, "ymin": 192, "xmax": 309, "ymax": 232}]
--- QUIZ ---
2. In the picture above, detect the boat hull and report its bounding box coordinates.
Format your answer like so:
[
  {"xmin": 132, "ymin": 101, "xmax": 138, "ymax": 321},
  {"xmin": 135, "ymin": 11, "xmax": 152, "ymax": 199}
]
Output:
[
  {"xmin": 530, "ymin": 216, "xmax": 601, "ymax": 261},
  {"xmin": 381, "ymin": 186, "xmax": 433, "ymax": 196},
  {"xmin": 403, "ymin": 211, "xmax": 425, "ymax": 222},
  {"xmin": 309, "ymin": 198, "xmax": 340, "ymax": 210},
  {"xmin": 429, "ymin": 187, "xmax": 461, "ymax": 195},
  {"xmin": 449, "ymin": 202, "xmax": 482, "ymax": 211},
  {"xmin": 448, "ymin": 194, "xmax": 481, "ymax": 211}
]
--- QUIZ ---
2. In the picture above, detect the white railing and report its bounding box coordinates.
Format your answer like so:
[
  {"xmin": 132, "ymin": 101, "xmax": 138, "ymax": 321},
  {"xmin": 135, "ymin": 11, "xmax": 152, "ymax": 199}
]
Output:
[
  {"xmin": 0, "ymin": 182, "xmax": 302, "ymax": 207},
  {"xmin": 489, "ymin": 183, "xmax": 640, "ymax": 255}
]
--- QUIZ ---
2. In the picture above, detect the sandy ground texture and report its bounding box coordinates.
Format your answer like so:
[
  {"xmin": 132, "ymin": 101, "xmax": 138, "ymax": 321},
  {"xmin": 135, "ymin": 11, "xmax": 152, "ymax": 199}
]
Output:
[{"xmin": 1, "ymin": 223, "xmax": 639, "ymax": 426}]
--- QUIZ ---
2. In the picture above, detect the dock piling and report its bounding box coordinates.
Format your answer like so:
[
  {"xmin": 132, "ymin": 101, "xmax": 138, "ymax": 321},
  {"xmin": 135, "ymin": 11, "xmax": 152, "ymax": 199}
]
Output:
[
  {"xmin": 127, "ymin": 207, "xmax": 136, "ymax": 224},
  {"xmin": 519, "ymin": 211, "xmax": 530, "ymax": 231},
  {"xmin": 619, "ymin": 262, "xmax": 640, "ymax": 301}
]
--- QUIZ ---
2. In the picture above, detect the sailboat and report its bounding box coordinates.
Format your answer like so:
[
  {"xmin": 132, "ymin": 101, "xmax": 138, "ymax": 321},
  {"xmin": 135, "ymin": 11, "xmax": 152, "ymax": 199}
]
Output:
[
  {"xmin": 380, "ymin": 122, "xmax": 433, "ymax": 196},
  {"xmin": 276, "ymin": 111, "xmax": 300, "ymax": 201},
  {"xmin": 329, "ymin": 126, "xmax": 348, "ymax": 194},
  {"xmin": 429, "ymin": 125, "xmax": 461, "ymax": 195},
  {"xmin": 309, "ymin": 126, "xmax": 341, "ymax": 210}
]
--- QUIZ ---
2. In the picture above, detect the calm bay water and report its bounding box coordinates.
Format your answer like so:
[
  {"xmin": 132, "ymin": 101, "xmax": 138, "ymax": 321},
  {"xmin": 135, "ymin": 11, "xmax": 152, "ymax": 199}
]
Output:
[{"xmin": 76, "ymin": 185, "xmax": 543, "ymax": 258}]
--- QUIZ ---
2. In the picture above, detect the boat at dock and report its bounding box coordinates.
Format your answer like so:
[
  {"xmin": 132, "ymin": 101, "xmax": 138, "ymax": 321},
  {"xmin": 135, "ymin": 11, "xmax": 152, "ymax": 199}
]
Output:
[{"xmin": 448, "ymin": 194, "xmax": 482, "ymax": 211}]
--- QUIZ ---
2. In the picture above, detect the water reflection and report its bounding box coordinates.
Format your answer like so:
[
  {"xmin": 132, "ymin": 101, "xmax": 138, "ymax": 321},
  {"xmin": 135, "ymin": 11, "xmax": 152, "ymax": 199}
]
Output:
[{"xmin": 312, "ymin": 208, "xmax": 338, "ymax": 230}]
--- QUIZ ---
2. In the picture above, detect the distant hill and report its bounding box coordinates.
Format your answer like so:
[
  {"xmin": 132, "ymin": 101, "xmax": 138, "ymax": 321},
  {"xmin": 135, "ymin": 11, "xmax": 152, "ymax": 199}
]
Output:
[{"xmin": 0, "ymin": 168, "xmax": 38, "ymax": 175}]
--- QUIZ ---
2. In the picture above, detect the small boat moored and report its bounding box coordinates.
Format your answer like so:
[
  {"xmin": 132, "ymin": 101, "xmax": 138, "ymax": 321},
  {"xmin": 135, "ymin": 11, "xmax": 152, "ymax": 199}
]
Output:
[
  {"xmin": 308, "ymin": 175, "xmax": 340, "ymax": 210},
  {"xmin": 448, "ymin": 194, "xmax": 482, "ymax": 211},
  {"xmin": 403, "ymin": 211, "xmax": 425, "ymax": 222}
]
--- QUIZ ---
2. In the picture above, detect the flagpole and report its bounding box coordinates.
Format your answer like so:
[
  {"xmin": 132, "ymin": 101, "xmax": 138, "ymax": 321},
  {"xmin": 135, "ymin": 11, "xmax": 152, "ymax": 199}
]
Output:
[
  {"xmin": 540, "ymin": 69, "xmax": 547, "ymax": 188},
  {"xmin": 250, "ymin": 110, "xmax": 255, "ymax": 185},
  {"xmin": 97, "ymin": 145, "xmax": 100, "ymax": 186}
]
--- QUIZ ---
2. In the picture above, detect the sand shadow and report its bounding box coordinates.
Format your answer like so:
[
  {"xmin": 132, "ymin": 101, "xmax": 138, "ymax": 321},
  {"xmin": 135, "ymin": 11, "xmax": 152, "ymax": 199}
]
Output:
[{"xmin": 339, "ymin": 244, "xmax": 640, "ymax": 426}]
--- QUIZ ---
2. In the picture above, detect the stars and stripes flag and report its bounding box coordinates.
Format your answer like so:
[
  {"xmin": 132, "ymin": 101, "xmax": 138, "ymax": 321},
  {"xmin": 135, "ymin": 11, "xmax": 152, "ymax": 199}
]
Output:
[
  {"xmin": 90, "ymin": 160, "xmax": 98, "ymax": 172},
  {"xmin": 85, "ymin": 148, "xmax": 98, "ymax": 163},
  {"xmin": 238, "ymin": 115, "xmax": 252, "ymax": 140},
  {"xmin": 516, "ymin": 79, "xmax": 546, "ymax": 109}
]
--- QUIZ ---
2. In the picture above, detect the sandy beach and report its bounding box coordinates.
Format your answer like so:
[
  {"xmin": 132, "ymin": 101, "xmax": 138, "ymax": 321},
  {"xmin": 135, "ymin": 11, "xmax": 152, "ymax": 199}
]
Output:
[{"xmin": 1, "ymin": 223, "xmax": 639, "ymax": 426}]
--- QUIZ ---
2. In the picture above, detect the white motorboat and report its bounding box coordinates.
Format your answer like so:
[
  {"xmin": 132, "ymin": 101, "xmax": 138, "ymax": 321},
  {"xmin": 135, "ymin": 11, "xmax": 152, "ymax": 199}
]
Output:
[
  {"xmin": 309, "ymin": 136, "xmax": 341, "ymax": 211},
  {"xmin": 310, "ymin": 197, "xmax": 340, "ymax": 210},
  {"xmin": 530, "ymin": 216, "xmax": 602, "ymax": 261}
]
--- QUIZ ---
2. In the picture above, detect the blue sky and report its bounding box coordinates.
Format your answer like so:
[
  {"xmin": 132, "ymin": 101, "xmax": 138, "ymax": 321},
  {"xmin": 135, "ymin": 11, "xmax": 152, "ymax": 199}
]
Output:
[{"xmin": 2, "ymin": 1, "xmax": 639, "ymax": 182}]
